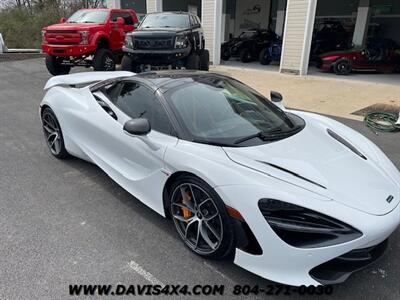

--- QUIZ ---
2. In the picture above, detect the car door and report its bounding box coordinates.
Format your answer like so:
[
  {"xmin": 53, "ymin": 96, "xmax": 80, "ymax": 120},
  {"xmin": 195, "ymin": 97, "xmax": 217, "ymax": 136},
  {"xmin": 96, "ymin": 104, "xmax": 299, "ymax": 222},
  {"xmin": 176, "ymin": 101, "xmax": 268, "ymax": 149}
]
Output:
[
  {"xmin": 89, "ymin": 81, "xmax": 178, "ymax": 215},
  {"xmin": 110, "ymin": 11, "xmax": 126, "ymax": 50}
]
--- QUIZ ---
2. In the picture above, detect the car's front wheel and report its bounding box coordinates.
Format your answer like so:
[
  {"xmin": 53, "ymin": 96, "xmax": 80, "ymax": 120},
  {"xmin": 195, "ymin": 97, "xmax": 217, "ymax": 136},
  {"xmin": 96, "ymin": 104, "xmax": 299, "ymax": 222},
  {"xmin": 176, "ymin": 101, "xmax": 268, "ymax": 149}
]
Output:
[
  {"xmin": 186, "ymin": 54, "xmax": 201, "ymax": 70},
  {"xmin": 93, "ymin": 48, "xmax": 116, "ymax": 71},
  {"xmin": 333, "ymin": 58, "xmax": 352, "ymax": 75},
  {"xmin": 41, "ymin": 107, "xmax": 70, "ymax": 159},
  {"xmin": 169, "ymin": 175, "xmax": 235, "ymax": 259},
  {"xmin": 45, "ymin": 55, "xmax": 71, "ymax": 76}
]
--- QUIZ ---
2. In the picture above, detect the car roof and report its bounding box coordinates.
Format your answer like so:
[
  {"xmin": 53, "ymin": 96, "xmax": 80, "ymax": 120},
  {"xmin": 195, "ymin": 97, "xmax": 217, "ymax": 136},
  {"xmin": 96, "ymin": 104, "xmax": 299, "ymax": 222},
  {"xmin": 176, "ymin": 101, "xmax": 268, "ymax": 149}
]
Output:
[
  {"xmin": 132, "ymin": 70, "xmax": 230, "ymax": 93},
  {"xmin": 146, "ymin": 11, "xmax": 192, "ymax": 16}
]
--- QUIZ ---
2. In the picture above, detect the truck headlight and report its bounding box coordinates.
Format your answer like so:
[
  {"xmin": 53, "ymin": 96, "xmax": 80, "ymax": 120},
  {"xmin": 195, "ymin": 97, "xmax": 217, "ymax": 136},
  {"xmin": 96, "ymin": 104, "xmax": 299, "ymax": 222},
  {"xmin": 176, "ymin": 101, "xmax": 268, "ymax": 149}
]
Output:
[
  {"xmin": 259, "ymin": 199, "xmax": 362, "ymax": 248},
  {"xmin": 124, "ymin": 35, "xmax": 133, "ymax": 48},
  {"xmin": 79, "ymin": 31, "xmax": 89, "ymax": 45},
  {"xmin": 175, "ymin": 35, "xmax": 188, "ymax": 49},
  {"xmin": 41, "ymin": 30, "xmax": 47, "ymax": 44}
]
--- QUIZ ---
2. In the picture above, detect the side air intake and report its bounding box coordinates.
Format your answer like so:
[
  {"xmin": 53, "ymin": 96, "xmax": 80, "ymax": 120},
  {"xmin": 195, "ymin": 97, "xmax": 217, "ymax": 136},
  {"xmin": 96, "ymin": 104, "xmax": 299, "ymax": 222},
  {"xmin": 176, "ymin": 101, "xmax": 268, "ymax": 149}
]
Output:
[{"xmin": 327, "ymin": 129, "xmax": 367, "ymax": 160}]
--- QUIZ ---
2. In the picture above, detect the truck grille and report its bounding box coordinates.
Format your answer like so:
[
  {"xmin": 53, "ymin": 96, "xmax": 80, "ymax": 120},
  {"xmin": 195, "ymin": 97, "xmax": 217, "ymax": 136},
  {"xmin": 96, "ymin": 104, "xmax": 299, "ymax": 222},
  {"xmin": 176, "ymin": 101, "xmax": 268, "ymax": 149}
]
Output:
[
  {"xmin": 134, "ymin": 37, "xmax": 174, "ymax": 50},
  {"xmin": 45, "ymin": 30, "xmax": 81, "ymax": 45}
]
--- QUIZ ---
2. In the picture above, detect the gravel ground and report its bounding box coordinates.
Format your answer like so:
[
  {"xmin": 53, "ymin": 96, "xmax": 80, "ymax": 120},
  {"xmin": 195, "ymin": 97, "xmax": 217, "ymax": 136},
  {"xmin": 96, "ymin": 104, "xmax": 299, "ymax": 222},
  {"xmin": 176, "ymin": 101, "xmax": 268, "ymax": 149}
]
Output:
[{"xmin": 0, "ymin": 59, "xmax": 399, "ymax": 299}]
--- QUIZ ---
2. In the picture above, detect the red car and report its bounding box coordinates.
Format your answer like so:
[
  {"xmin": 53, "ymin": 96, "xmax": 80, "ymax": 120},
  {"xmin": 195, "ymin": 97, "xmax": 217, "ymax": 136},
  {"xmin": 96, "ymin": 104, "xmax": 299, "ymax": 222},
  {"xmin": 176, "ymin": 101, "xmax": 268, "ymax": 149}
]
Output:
[
  {"xmin": 317, "ymin": 39, "xmax": 400, "ymax": 75},
  {"xmin": 42, "ymin": 9, "xmax": 138, "ymax": 75}
]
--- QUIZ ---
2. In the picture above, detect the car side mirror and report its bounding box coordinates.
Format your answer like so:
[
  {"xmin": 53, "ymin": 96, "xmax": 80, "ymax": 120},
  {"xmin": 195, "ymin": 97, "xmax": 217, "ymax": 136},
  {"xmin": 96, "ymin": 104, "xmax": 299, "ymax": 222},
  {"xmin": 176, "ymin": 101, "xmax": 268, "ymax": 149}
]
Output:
[
  {"xmin": 117, "ymin": 17, "xmax": 125, "ymax": 26},
  {"xmin": 60, "ymin": 17, "xmax": 66, "ymax": 23},
  {"xmin": 192, "ymin": 23, "xmax": 201, "ymax": 29},
  {"xmin": 270, "ymin": 91, "xmax": 285, "ymax": 110},
  {"xmin": 123, "ymin": 118, "xmax": 151, "ymax": 136}
]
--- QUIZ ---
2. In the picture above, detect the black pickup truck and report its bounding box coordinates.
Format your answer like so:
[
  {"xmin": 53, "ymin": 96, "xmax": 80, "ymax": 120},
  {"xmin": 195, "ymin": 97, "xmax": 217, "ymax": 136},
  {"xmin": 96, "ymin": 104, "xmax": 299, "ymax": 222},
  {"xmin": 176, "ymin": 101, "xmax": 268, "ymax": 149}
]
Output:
[{"xmin": 122, "ymin": 11, "xmax": 209, "ymax": 72}]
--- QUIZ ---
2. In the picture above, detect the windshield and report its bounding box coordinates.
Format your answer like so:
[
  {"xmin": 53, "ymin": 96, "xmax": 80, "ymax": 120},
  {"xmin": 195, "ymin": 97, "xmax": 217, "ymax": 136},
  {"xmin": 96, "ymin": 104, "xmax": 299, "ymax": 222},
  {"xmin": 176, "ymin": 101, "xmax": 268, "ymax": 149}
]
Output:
[
  {"xmin": 239, "ymin": 31, "xmax": 257, "ymax": 39},
  {"xmin": 140, "ymin": 13, "xmax": 189, "ymax": 28},
  {"xmin": 67, "ymin": 10, "xmax": 108, "ymax": 24},
  {"xmin": 166, "ymin": 76, "xmax": 305, "ymax": 146}
]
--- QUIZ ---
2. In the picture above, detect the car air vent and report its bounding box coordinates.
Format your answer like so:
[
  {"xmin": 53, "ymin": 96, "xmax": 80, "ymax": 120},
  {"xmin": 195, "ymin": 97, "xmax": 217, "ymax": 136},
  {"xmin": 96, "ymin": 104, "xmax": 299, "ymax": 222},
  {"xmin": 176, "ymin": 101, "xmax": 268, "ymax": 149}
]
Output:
[
  {"xmin": 259, "ymin": 161, "xmax": 327, "ymax": 189},
  {"xmin": 327, "ymin": 129, "xmax": 367, "ymax": 160}
]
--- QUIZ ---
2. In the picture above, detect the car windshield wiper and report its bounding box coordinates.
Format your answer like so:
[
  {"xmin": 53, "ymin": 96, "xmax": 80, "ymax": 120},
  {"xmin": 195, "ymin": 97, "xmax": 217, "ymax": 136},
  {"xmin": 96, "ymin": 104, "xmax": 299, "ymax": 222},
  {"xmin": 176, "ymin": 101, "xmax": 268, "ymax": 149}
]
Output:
[
  {"xmin": 192, "ymin": 139, "xmax": 234, "ymax": 147},
  {"xmin": 234, "ymin": 129, "xmax": 293, "ymax": 145}
]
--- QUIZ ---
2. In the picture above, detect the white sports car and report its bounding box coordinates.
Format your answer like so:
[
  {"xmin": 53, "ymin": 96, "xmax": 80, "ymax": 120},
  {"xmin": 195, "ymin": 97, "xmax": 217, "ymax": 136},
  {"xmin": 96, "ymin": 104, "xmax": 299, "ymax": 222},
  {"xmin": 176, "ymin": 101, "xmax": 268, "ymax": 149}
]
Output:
[{"xmin": 40, "ymin": 70, "xmax": 400, "ymax": 286}]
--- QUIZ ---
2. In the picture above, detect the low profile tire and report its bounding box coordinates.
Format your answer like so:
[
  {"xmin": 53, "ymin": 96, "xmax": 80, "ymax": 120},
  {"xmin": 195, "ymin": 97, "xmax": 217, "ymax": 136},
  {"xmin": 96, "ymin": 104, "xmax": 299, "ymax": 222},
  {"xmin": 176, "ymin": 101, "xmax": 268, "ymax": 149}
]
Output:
[
  {"xmin": 93, "ymin": 48, "xmax": 116, "ymax": 71},
  {"xmin": 45, "ymin": 55, "xmax": 71, "ymax": 76},
  {"xmin": 240, "ymin": 48, "xmax": 253, "ymax": 63},
  {"xmin": 199, "ymin": 49, "xmax": 210, "ymax": 71},
  {"xmin": 259, "ymin": 48, "xmax": 272, "ymax": 65},
  {"xmin": 186, "ymin": 53, "xmax": 201, "ymax": 70},
  {"xmin": 169, "ymin": 175, "xmax": 235, "ymax": 259},
  {"xmin": 121, "ymin": 55, "xmax": 133, "ymax": 71},
  {"xmin": 41, "ymin": 107, "xmax": 70, "ymax": 159},
  {"xmin": 333, "ymin": 58, "xmax": 352, "ymax": 75}
]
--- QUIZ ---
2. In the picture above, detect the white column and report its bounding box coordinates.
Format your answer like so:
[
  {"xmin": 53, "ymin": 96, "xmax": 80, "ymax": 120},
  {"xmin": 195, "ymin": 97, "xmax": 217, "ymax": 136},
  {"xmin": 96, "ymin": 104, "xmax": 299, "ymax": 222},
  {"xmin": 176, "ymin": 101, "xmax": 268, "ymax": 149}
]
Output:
[
  {"xmin": 106, "ymin": 0, "xmax": 121, "ymax": 9},
  {"xmin": 275, "ymin": 0, "xmax": 286, "ymax": 38},
  {"xmin": 280, "ymin": 0, "xmax": 317, "ymax": 76},
  {"xmin": 353, "ymin": 0, "xmax": 370, "ymax": 47},
  {"xmin": 0, "ymin": 33, "xmax": 7, "ymax": 53},
  {"xmin": 201, "ymin": 0, "xmax": 222, "ymax": 66},
  {"xmin": 146, "ymin": 0, "xmax": 163, "ymax": 13}
]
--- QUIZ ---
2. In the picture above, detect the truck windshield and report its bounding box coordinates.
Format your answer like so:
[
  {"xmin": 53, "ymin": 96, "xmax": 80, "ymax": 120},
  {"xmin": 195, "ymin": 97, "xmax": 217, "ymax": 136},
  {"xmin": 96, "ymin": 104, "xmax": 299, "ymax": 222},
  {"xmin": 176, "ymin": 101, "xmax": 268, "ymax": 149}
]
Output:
[
  {"xmin": 140, "ymin": 14, "xmax": 189, "ymax": 28},
  {"xmin": 67, "ymin": 10, "xmax": 108, "ymax": 24}
]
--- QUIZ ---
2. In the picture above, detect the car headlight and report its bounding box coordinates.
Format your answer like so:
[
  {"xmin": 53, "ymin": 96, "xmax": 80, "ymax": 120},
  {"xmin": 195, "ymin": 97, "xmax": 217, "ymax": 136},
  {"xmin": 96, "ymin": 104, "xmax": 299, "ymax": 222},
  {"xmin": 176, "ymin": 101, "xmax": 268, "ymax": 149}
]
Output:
[
  {"xmin": 175, "ymin": 35, "xmax": 188, "ymax": 49},
  {"xmin": 124, "ymin": 35, "xmax": 133, "ymax": 48},
  {"xmin": 79, "ymin": 31, "xmax": 89, "ymax": 45},
  {"xmin": 258, "ymin": 199, "xmax": 362, "ymax": 248}
]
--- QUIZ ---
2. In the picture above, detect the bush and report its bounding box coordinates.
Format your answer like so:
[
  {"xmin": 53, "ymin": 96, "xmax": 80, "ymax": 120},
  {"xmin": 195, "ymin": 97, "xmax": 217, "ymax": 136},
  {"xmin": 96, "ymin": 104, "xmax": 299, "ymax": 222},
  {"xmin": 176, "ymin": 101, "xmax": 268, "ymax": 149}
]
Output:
[{"xmin": 0, "ymin": 1, "xmax": 87, "ymax": 49}]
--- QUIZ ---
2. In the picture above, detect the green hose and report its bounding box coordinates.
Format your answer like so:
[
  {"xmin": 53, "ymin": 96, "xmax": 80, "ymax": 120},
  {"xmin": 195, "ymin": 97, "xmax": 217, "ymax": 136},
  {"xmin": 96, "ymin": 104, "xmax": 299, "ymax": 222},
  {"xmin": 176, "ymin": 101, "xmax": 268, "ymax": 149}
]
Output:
[{"xmin": 364, "ymin": 112, "xmax": 400, "ymax": 133}]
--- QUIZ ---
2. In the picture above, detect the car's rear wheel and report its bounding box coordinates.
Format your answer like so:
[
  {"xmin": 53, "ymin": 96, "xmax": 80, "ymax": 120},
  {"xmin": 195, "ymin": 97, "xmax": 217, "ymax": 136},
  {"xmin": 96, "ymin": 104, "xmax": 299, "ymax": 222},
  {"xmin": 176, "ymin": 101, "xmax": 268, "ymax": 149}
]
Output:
[
  {"xmin": 199, "ymin": 49, "xmax": 210, "ymax": 71},
  {"xmin": 259, "ymin": 48, "xmax": 272, "ymax": 65},
  {"xmin": 333, "ymin": 58, "xmax": 352, "ymax": 75},
  {"xmin": 41, "ymin": 107, "xmax": 70, "ymax": 159},
  {"xmin": 45, "ymin": 55, "xmax": 71, "ymax": 76},
  {"xmin": 169, "ymin": 175, "xmax": 235, "ymax": 259},
  {"xmin": 93, "ymin": 48, "xmax": 116, "ymax": 71},
  {"xmin": 240, "ymin": 48, "xmax": 253, "ymax": 63},
  {"xmin": 186, "ymin": 54, "xmax": 201, "ymax": 70}
]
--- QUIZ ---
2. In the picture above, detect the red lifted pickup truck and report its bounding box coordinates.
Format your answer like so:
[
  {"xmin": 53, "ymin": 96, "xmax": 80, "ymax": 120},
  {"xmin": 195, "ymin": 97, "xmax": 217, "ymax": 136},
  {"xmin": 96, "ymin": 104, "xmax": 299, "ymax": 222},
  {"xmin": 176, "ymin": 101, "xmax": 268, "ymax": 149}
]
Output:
[{"xmin": 42, "ymin": 9, "xmax": 138, "ymax": 75}]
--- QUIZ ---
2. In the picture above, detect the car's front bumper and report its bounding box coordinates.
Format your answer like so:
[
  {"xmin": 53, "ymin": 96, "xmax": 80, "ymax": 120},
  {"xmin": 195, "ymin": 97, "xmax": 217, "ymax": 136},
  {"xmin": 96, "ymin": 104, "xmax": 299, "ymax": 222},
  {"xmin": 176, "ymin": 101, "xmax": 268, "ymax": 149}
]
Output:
[
  {"xmin": 123, "ymin": 46, "xmax": 191, "ymax": 65},
  {"xmin": 42, "ymin": 44, "xmax": 97, "ymax": 57},
  {"xmin": 215, "ymin": 184, "xmax": 400, "ymax": 286}
]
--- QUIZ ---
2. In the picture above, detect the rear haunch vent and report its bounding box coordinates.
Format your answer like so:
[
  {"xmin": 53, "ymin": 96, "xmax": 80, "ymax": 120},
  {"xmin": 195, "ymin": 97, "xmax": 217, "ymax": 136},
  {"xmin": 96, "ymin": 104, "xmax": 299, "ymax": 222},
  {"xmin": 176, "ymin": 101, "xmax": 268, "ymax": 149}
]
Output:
[
  {"xmin": 259, "ymin": 161, "xmax": 327, "ymax": 189},
  {"xmin": 327, "ymin": 129, "xmax": 367, "ymax": 160}
]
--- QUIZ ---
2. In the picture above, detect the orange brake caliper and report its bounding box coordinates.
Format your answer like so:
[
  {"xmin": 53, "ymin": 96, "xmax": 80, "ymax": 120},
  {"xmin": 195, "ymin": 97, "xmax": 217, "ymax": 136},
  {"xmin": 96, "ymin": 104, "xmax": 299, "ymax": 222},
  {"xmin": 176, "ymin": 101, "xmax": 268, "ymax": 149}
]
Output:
[{"xmin": 182, "ymin": 191, "xmax": 192, "ymax": 219}]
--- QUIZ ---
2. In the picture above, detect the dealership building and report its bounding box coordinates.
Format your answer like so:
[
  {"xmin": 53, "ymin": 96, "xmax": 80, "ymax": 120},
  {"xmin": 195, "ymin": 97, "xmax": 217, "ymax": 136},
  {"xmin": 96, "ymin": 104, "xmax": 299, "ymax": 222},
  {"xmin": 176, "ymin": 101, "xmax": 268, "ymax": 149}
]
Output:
[{"xmin": 107, "ymin": 0, "xmax": 400, "ymax": 76}]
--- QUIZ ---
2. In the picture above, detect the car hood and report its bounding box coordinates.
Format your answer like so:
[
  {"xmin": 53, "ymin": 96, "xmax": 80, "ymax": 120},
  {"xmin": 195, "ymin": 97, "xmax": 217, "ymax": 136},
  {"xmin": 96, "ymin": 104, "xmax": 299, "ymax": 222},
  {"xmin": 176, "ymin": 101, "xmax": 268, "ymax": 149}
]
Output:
[
  {"xmin": 223, "ymin": 112, "xmax": 400, "ymax": 216},
  {"xmin": 134, "ymin": 27, "xmax": 188, "ymax": 34},
  {"xmin": 44, "ymin": 23, "xmax": 103, "ymax": 31}
]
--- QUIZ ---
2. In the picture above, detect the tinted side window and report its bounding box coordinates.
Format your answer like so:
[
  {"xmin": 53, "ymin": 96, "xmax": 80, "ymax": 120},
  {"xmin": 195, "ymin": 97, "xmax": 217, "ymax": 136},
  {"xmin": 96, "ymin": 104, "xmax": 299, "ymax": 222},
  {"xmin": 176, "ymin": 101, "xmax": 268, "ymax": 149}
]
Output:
[
  {"xmin": 114, "ymin": 83, "xmax": 174, "ymax": 135},
  {"xmin": 111, "ymin": 12, "xmax": 133, "ymax": 25}
]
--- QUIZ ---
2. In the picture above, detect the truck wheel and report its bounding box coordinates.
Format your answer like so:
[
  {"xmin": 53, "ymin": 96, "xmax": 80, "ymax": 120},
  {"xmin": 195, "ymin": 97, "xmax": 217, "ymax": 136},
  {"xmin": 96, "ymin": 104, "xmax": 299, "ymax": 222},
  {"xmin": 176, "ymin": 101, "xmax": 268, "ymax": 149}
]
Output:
[
  {"xmin": 199, "ymin": 49, "xmax": 210, "ymax": 71},
  {"xmin": 240, "ymin": 49, "xmax": 253, "ymax": 63},
  {"xmin": 45, "ymin": 55, "xmax": 71, "ymax": 76},
  {"xmin": 93, "ymin": 48, "xmax": 116, "ymax": 71},
  {"xmin": 259, "ymin": 48, "xmax": 272, "ymax": 65},
  {"xmin": 333, "ymin": 58, "xmax": 352, "ymax": 75},
  {"xmin": 186, "ymin": 54, "xmax": 201, "ymax": 70},
  {"xmin": 121, "ymin": 55, "xmax": 133, "ymax": 71}
]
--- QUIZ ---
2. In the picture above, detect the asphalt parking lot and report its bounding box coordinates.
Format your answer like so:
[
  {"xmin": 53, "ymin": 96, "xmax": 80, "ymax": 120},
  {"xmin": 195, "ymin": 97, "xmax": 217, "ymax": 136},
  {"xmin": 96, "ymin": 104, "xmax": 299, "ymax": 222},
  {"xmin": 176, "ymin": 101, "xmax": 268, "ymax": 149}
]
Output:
[{"xmin": 0, "ymin": 59, "xmax": 399, "ymax": 299}]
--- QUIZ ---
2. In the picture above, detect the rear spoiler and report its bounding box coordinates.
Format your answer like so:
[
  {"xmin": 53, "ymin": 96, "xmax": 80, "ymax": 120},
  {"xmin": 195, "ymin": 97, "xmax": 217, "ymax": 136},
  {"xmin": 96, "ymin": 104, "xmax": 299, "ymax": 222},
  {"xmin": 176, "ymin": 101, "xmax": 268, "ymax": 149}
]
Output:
[{"xmin": 44, "ymin": 71, "xmax": 135, "ymax": 91}]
